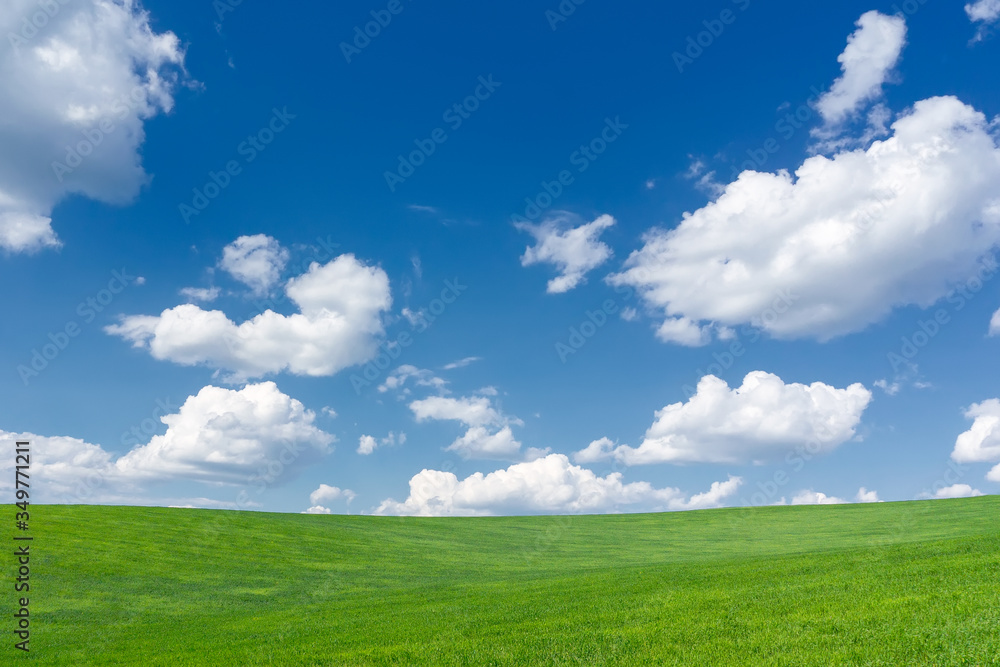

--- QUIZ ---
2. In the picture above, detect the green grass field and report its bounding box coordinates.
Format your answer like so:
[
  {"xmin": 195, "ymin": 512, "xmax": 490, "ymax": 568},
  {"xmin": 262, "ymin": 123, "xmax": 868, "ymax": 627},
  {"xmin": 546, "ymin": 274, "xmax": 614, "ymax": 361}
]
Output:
[{"xmin": 9, "ymin": 497, "xmax": 1000, "ymax": 665}]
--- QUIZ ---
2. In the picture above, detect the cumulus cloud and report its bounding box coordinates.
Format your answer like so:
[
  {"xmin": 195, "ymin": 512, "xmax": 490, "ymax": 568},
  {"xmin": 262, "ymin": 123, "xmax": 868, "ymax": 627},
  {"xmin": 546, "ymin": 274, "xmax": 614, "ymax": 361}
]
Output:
[
  {"xmin": 410, "ymin": 395, "xmax": 504, "ymax": 428},
  {"xmin": 219, "ymin": 235, "xmax": 290, "ymax": 295},
  {"xmin": 302, "ymin": 506, "xmax": 331, "ymax": 514},
  {"xmin": 654, "ymin": 316, "xmax": 712, "ymax": 347},
  {"xmin": 357, "ymin": 435, "xmax": 377, "ymax": 456},
  {"xmin": 966, "ymin": 0, "xmax": 1000, "ymax": 36},
  {"xmin": 579, "ymin": 372, "xmax": 871, "ymax": 466},
  {"xmin": 445, "ymin": 426, "xmax": 522, "ymax": 460},
  {"xmin": 931, "ymin": 484, "xmax": 984, "ymax": 499},
  {"xmin": 106, "ymin": 253, "xmax": 392, "ymax": 381},
  {"xmin": 685, "ymin": 476, "xmax": 744, "ymax": 510},
  {"xmin": 855, "ymin": 487, "xmax": 882, "ymax": 503},
  {"xmin": 609, "ymin": 96, "xmax": 1000, "ymax": 342},
  {"xmin": 516, "ymin": 213, "xmax": 615, "ymax": 293},
  {"xmin": 0, "ymin": 430, "xmax": 116, "ymax": 501},
  {"xmin": 355, "ymin": 431, "xmax": 404, "ymax": 456},
  {"xmin": 309, "ymin": 484, "xmax": 356, "ymax": 506},
  {"xmin": 791, "ymin": 490, "xmax": 848, "ymax": 505},
  {"xmin": 113, "ymin": 382, "xmax": 333, "ymax": 483},
  {"xmin": 990, "ymin": 308, "xmax": 1000, "ymax": 336},
  {"xmin": 951, "ymin": 400, "xmax": 1000, "ymax": 479},
  {"xmin": 410, "ymin": 394, "xmax": 534, "ymax": 461},
  {"xmin": 873, "ymin": 379, "xmax": 901, "ymax": 396},
  {"xmin": 180, "ymin": 286, "xmax": 221, "ymax": 303},
  {"xmin": 573, "ymin": 437, "xmax": 617, "ymax": 464},
  {"xmin": 815, "ymin": 11, "xmax": 906, "ymax": 128},
  {"xmin": 378, "ymin": 365, "xmax": 447, "ymax": 395},
  {"xmin": 374, "ymin": 454, "xmax": 743, "ymax": 516},
  {"xmin": 0, "ymin": 0, "xmax": 186, "ymax": 253},
  {"xmin": 0, "ymin": 382, "xmax": 334, "ymax": 502}
]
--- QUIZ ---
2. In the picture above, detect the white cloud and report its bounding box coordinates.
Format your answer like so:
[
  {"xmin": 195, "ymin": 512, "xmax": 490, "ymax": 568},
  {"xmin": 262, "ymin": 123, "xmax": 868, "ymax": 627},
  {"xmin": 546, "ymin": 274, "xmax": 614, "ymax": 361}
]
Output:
[
  {"xmin": 874, "ymin": 379, "xmax": 900, "ymax": 396},
  {"xmin": 609, "ymin": 96, "xmax": 1000, "ymax": 342},
  {"xmin": 685, "ymin": 476, "xmax": 744, "ymax": 510},
  {"xmin": 410, "ymin": 394, "xmax": 533, "ymax": 461},
  {"xmin": 815, "ymin": 11, "xmax": 906, "ymax": 128},
  {"xmin": 400, "ymin": 308, "xmax": 423, "ymax": 326},
  {"xmin": 309, "ymin": 484, "xmax": 356, "ymax": 506},
  {"xmin": 655, "ymin": 317, "xmax": 711, "ymax": 347},
  {"xmin": 990, "ymin": 307, "xmax": 1000, "ymax": 336},
  {"xmin": 302, "ymin": 505, "xmax": 332, "ymax": 514},
  {"xmin": 967, "ymin": 0, "xmax": 1000, "ymax": 24},
  {"xmin": 443, "ymin": 356, "xmax": 482, "ymax": 370},
  {"xmin": 791, "ymin": 490, "xmax": 848, "ymax": 505},
  {"xmin": 180, "ymin": 286, "xmax": 221, "ymax": 303},
  {"xmin": 445, "ymin": 426, "xmax": 522, "ymax": 460},
  {"xmin": 357, "ymin": 435, "xmax": 377, "ymax": 456},
  {"xmin": 410, "ymin": 395, "xmax": 503, "ymax": 428},
  {"xmin": 113, "ymin": 382, "xmax": 333, "ymax": 483},
  {"xmin": 378, "ymin": 365, "xmax": 447, "ymax": 394},
  {"xmin": 0, "ymin": 382, "xmax": 334, "ymax": 501},
  {"xmin": 932, "ymin": 484, "xmax": 984, "ymax": 499},
  {"xmin": 0, "ymin": 430, "xmax": 116, "ymax": 500},
  {"xmin": 358, "ymin": 431, "xmax": 405, "ymax": 455},
  {"xmin": 856, "ymin": 487, "xmax": 882, "ymax": 503},
  {"xmin": 106, "ymin": 254, "xmax": 392, "ymax": 381},
  {"xmin": 524, "ymin": 446, "xmax": 553, "ymax": 461},
  {"xmin": 516, "ymin": 213, "xmax": 616, "ymax": 293},
  {"xmin": 951, "ymin": 399, "xmax": 1000, "ymax": 466},
  {"xmin": 219, "ymin": 235, "xmax": 290, "ymax": 295},
  {"xmin": 0, "ymin": 0, "xmax": 186, "ymax": 253},
  {"xmin": 573, "ymin": 437, "xmax": 617, "ymax": 464},
  {"xmin": 374, "ymin": 454, "xmax": 743, "ymax": 516},
  {"xmin": 579, "ymin": 372, "xmax": 871, "ymax": 466},
  {"xmin": 683, "ymin": 157, "xmax": 723, "ymax": 196}
]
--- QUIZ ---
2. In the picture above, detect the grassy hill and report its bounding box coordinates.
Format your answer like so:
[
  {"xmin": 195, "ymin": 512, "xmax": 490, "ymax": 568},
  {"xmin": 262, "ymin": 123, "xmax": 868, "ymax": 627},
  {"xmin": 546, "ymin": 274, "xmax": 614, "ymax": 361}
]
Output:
[{"xmin": 11, "ymin": 497, "xmax": 1000, "ymax": 665}]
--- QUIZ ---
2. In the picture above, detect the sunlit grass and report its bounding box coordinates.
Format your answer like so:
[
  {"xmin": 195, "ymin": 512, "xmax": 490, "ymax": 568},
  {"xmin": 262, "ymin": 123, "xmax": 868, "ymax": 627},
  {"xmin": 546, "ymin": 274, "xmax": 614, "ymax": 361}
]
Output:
[{"xmin": 17, "ymin": 496, "xmax": 1000, "ymax": 665}]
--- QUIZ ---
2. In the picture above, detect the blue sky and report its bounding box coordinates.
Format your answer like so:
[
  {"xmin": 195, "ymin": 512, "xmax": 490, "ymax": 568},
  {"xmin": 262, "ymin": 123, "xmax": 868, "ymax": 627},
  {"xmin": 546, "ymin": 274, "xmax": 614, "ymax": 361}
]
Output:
[{"xmin": 2, "ymin": 0, "xmax": 1000, "ymax": 515}]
